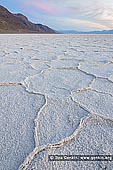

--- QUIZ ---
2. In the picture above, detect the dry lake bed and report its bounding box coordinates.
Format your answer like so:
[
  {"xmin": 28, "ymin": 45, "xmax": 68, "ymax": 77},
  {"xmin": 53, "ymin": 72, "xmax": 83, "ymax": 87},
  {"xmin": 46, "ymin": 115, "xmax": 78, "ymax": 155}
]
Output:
[{"xmin": 0, "ymin": 34, "xmax": 113, "ymax": 170}]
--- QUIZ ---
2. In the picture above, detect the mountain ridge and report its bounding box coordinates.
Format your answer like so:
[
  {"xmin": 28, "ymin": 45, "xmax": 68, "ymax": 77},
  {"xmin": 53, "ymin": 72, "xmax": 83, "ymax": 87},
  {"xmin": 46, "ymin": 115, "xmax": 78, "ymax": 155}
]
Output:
[
  {"xmin": 60, "ymin": 29, "xmax": 113, "ymax": 34},
  {"xmin": 0, "ymin": 5, "xmax": 56, "ymax": 33}
]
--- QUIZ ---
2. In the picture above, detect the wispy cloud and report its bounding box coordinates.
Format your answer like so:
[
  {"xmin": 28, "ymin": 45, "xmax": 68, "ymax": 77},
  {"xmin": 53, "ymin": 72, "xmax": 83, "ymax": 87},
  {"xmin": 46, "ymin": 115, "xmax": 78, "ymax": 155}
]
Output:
[
  {"xmin": 59, "ymin": 17, "xmax": 111, "ymax": 31},
  {"xmin": 23, "ymin": 0, "xmax": 61, "ymax": 15},
  {"xmin": 66, "ymin": 0, "xmax": 113, "ymax": 30},
  {"xmin": 34, "ymin": 3, "xmax": 56, "ymax": 15}
]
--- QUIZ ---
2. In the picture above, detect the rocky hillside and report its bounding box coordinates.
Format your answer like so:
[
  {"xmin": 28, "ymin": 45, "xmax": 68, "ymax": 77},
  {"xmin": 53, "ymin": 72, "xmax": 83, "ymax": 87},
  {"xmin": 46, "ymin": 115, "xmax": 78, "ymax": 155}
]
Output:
[{"xmin": 0, "ymin": 5, "xmax": 56, "ymax": 33}]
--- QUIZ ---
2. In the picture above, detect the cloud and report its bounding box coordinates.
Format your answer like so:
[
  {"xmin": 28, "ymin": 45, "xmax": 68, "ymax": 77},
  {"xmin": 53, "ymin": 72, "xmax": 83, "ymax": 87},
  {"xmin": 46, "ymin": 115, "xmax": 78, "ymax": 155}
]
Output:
[
  {"xmin": 60, "ymin": 18, "xmax": 111, "ymax": 31},
  {"xmin": 34, "ymin": 3, "xmax": 56, "ymax": 15},
  {"xmin": 23, "ymin": 0, "xmax": 61, "ymax": 15},
  {"xmin": 66, "ymin": 0, "xmax": 113, "ymax": 30}
]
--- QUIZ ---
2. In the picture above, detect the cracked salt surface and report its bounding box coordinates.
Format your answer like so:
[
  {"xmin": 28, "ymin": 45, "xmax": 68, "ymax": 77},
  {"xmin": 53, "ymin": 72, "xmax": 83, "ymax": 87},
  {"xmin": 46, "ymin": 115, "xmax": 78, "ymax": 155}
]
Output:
[
  {"xmin": 50, "ymin": 59, "xmax": 79, "ymax": 69},
  {"xmin": 30, "ymin": 61, "xmax": 50, "ymax": 72},
  {"xmin": 0, "ymin": 34, "xmax": 113, "ymax": 170},
  {"xmin": 23, "ymin": 69, "xmax": 94, "ymax": 97},
  {"xmin": 71, "ymin": 90, "xmax": 113, "ymax": 119},
  {"xmin": 0, "ymin": 63, "xmax": 38, "ymax": 83},
  {"xmin": 92, "ymin": 78, "xmax": 113, "ymax": 96},
  {"xmin": 79, "ymin": 61, "xmax": 113, "ymax": 78},
  {"xmin": 0, "ymin": 86, "xmax": 45, "ymax": 170},
  {"xmin": 20, "ymin": 115, "xmax": 113, "ymax": 170},
  {"xmin": 34, "ymin": 96, "xmax": 90, "ymax": 147}
]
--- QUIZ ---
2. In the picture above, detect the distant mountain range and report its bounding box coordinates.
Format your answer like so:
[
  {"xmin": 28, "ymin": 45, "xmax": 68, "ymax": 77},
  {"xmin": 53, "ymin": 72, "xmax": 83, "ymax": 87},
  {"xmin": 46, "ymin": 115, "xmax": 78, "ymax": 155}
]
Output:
[
  {"xmin": 60, "ymin": 29, "xmax": 113, "ymax": 34},
  {"xmin": 0, "ymin": 5, "xmax": 56, "ymax": 33}
]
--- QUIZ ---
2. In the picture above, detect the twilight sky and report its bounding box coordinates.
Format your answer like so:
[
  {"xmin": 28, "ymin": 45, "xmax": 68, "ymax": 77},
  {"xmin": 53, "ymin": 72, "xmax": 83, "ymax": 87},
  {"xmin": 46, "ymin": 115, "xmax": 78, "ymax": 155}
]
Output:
[{"xmin": 1, "ymin": 0, "xmax": 113, "ymax": 31}]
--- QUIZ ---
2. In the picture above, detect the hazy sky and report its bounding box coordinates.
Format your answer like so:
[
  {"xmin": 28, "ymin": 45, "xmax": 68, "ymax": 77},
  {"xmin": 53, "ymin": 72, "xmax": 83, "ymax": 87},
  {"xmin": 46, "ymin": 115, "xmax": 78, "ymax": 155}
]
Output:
[{"xmin": 1, "ymin": 0, "xmax": 113, "ymax": 31}]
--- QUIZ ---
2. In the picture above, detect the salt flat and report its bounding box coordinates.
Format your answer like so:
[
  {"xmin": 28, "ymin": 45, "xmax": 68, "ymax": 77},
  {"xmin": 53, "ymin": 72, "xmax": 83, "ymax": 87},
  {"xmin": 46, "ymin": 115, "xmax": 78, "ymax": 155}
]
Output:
[{"xmin": 0, "ymin": 34, "xmax": 113, "ymax": 170}]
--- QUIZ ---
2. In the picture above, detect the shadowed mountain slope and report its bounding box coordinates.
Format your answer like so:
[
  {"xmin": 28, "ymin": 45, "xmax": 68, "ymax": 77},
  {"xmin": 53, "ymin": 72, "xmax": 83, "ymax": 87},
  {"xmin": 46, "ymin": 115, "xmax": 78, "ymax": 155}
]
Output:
[{"xmin": 0, "ymin": 5, "xmax": 56, "ymax": 33}]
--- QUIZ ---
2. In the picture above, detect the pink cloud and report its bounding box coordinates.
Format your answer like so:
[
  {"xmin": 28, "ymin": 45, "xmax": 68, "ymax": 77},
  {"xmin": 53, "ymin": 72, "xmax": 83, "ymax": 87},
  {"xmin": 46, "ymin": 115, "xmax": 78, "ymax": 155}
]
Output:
[
  {"xmin": 35, "ymin": 3, "xmax": 56, "ymax": 14},
  {"xmin": 23, "ymin": 0, "xmax": 65, "ymax": 16},
  {"xmin": 36, "ymin": 3, "xmax": 55, "ymax": 14}
]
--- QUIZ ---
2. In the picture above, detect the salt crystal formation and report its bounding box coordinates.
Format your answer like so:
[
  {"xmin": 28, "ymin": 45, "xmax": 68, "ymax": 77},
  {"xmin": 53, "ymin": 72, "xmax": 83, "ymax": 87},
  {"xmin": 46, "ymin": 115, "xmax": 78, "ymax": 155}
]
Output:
[{"xmin": 0, "ymin": 34, "xmax": 113, "ymax": 170}]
